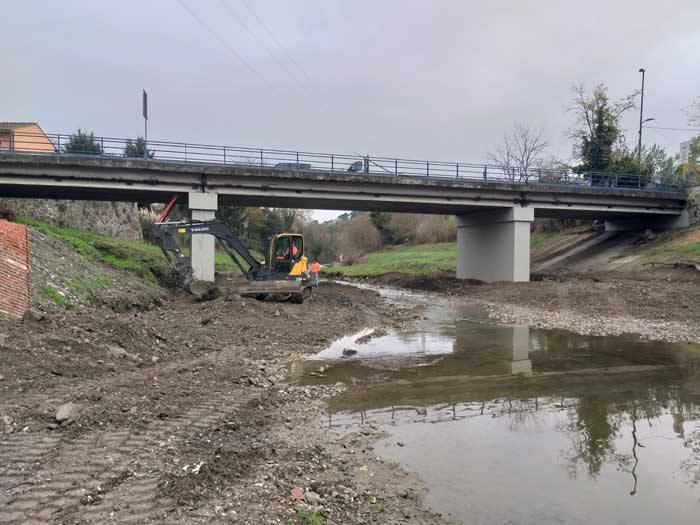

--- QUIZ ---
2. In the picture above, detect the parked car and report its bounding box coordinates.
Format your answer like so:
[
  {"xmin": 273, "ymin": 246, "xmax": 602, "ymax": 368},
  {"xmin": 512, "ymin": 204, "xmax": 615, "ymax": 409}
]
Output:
[{"xmin": 347, "ymin": 160, "xmax": 365, "ymax": 172}]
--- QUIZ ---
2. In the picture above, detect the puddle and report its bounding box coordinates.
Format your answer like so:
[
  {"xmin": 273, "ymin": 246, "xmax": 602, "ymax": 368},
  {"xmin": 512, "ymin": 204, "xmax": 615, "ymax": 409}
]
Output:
[{"xmin": 295, "ymin": 287, "xmax": 700, "ymax": 524}]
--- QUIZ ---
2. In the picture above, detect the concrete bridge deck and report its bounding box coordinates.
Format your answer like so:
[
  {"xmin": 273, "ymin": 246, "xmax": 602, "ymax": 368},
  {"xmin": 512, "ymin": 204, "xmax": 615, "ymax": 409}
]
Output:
[
  {"xmin": 0, "ymin": 147, "xmax": 691, "ymax": 284},
  {"xmin": 0, "ymin": 152, "xmax": 688, "ymax": 219}
]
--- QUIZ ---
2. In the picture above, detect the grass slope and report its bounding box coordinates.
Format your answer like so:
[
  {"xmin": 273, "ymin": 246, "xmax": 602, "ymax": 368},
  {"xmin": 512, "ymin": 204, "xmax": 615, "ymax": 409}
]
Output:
[
  {"xmin": 630, "ymin": 225, "xmax": 700, "ymax": 264},
  {"xmin": 18, "ymin": 217, "xmax": 237, "ymax": 282},
  {"xmin": 329, "ymin": 232, "xmax": 559, "ymax": 277}
]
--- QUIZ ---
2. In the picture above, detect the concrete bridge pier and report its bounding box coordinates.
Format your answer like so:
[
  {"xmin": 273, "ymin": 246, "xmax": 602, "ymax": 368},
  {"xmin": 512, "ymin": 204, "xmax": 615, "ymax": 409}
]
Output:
[
  {"xmin": 189, "ymin": 192, "xmax": 218, "ymax": 282},
  {"xmin": 456, "ymin": 207, "xmax": 534, "ymax": 282}
]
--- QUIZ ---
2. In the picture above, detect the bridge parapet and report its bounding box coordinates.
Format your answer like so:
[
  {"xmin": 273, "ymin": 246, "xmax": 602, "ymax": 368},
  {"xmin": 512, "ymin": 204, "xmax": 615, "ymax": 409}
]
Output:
[{"xmin": 0, "ymin": 130, "xmax": 691, "ymax": 194}]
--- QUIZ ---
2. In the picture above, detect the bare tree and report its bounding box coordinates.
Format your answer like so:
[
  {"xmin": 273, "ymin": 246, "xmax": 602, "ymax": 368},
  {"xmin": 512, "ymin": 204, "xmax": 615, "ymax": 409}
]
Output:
[{"xmin": 488, "ymin": 123, "xmax": 549, "ymax": 182}]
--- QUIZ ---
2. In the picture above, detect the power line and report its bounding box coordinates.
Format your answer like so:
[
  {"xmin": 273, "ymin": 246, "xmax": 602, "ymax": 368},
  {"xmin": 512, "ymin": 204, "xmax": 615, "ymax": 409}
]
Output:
[
  {"xmin": 238, "ymin": 0, "xmax": 312, "ymax": 82},
  {"xmin": 176, "ymin": 0, "xmax": 280, "ymax": 96},
  {"xmin": 645, "ymin": 125, "xmax": 700, "ymax": 132},
  {"xmin": 219, "ymin": 0, "xmax": 307, "ymax": 92}
]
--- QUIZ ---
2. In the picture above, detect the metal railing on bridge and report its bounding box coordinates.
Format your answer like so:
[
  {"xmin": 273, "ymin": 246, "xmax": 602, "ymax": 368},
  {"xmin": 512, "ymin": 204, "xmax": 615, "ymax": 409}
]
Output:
[{"xmin": 0, "ymin": 131, "xmax": 691, "ymax": 193}]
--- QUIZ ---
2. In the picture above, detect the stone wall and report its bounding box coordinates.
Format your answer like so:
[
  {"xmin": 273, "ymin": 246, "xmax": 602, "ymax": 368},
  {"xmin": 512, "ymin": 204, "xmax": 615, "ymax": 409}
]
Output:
[
  {"xmin": 0, "ymin": 199, "xmax": 143, "ymax": 241},
  {"xmin": 0, "ymin": 220, "xmax": 31, "ymax": 318}
]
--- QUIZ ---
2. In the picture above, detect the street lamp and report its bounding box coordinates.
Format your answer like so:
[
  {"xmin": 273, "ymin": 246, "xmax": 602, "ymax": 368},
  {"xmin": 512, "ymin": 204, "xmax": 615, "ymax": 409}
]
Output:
[{"xmin": 637, "ymin": 68, "xmax": 646, "ymax": 164}]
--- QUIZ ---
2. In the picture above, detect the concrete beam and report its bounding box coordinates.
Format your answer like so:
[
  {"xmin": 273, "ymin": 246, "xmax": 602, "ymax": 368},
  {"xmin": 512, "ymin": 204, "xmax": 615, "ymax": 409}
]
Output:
[
  {"xmin": 456, "ymin": 207, "xmax": 534, "ymax": 282},
  {"xmin": 189, "ymin": 192, "xmax": 218, "ymax": 282},
  {"xmin": 604, "ymin": 209, "xmax": 690, "ymax": 232}
]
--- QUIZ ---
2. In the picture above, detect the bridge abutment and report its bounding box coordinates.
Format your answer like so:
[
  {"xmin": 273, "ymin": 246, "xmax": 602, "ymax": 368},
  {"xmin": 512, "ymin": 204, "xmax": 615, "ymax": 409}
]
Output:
[
  {"xmin": 456, "ymin": 207, "xmax": 534, "ymax": 282},
  {"xmin": 604, "ymin": 209, "xmax": 689, "ymax": 232},
  {"xmin": 189, "ymin": 192, "xmax": 218, "ymax": 282}
]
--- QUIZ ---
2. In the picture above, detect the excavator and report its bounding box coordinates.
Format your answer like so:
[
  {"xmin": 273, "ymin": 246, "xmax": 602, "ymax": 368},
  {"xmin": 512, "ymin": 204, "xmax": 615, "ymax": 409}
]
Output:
[{"xmin": 151, "ymin": 218, "xmax": 313, "ymax": 303}]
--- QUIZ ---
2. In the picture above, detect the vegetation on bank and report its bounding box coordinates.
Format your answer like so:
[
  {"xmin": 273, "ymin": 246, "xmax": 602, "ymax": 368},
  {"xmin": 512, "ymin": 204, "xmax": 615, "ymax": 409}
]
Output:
[
  {"xmin": 327, "ymin": 225, "xmax": 700, "ymax": 278},
  {"xmin": 17, "ymin": 217, "xmax": 237, "ymax": 284},
  {"xmin": 633, "ymin": 225, "xmax": 700, "ymax": 263},
  {"xmin": 327, "ymin": 232, "xmax": 561, "ymax": 277}
]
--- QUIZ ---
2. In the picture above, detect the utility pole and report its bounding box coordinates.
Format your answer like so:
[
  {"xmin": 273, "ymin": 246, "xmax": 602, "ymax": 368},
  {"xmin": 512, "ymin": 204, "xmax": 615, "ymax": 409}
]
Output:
[
  {"xmin": 142, "ymin": 89, "xmax": 148, "ymax": 159},
  {"xmin": 637, "ymin": 68, "xmax": 645, "ymax": 164}
]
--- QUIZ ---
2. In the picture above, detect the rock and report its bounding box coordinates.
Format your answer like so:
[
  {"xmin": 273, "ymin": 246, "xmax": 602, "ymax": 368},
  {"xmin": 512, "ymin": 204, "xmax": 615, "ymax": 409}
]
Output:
[
  {"xmin": 304, "ymin": 490, "xmax": 322, "ymax": 505},
  {"xmin": 0, "ymin": 375, "xmax": 4, "ymax": 381},
  {"xmin": 107, "ymin": 345, "xmax": 128, "ymax": 359},
  {"xmin": 1, "ymin": 415, "xmax": 13, "ymax": 433},
  {"xmin": 187, "ymin": 281, "xmax": 219, "ymax": 301},
  {"xmin": 55, "ymin": 402, "xmax": 80, "ymax": 423},
  {"xmin": 22, "ymin": 309, "xmax": 45, "ymax": 322},
  {"xmin": 274, "ymin": 309, "xmax": 281, "ymax": 317},
  {"xmin": 151, "ymin": 356, "xmax": 160, "ymax": 364},
  {"xmin": 342, "ymin": 348, "xmax": 358, "ymax": 357},
  {"xmin": 290, "ymin": 486, "xmax": 305, "ymax": 501}
]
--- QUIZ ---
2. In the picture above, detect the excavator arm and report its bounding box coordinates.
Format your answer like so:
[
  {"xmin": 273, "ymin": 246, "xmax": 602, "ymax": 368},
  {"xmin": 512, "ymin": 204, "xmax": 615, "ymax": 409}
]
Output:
[{"xmin": 151, "ymin": 219, "xmax": 262, "ymax": 280}]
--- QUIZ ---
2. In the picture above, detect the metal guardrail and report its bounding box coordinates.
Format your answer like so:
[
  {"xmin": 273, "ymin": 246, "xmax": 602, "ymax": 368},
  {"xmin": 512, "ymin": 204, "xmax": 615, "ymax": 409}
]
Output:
[{"xmin": 0, "ymin": 131, "xmax": 691, "ymax": 193}]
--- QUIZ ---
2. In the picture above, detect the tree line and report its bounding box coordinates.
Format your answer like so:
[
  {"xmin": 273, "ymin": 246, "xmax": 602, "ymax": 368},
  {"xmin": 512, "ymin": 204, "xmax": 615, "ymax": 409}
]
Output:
[{"xmin": 489, "ymin": 83, "xmax": 700, "ymax": 182}]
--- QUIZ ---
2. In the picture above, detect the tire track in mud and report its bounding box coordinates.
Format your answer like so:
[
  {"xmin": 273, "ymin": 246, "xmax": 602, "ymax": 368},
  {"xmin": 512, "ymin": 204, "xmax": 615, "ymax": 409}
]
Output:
[{"xmin": 0, "ymin": 390, "xmax": 258, "ymax": 524}]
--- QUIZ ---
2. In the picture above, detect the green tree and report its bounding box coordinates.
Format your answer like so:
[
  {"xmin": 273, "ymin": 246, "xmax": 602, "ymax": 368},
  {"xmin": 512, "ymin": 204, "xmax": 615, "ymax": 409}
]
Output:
[
  {"xmin": 605, "ymin": 144, "xmax": 673, "ymax": 176},
  {"xmin": 568, "ymin": 83, "xmax": 637, "ymax": 172},
  {"xmin": 123, "ymin": 137, "xmax": 152, "ymax": 158},
  {"xmin": 369, "ymin": 211, "xmax": 396, "ymax": 245},
  {"xmin": 63, "ymin": 129, "xmax": 103, "ymax": 155}
]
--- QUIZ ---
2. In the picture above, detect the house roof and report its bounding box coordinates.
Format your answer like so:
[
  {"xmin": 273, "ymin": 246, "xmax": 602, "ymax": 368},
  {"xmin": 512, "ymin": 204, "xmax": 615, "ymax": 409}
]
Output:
[{"xmin": 0, "ymin": 122, "xmax": 40, "ymax": 130}]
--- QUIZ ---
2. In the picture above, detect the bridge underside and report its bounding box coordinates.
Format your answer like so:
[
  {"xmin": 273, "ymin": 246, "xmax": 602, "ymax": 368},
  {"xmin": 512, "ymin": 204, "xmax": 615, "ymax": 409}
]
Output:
[{"xmin": 0, "ymin": 154, "xmax": 690, "ymax": 283}]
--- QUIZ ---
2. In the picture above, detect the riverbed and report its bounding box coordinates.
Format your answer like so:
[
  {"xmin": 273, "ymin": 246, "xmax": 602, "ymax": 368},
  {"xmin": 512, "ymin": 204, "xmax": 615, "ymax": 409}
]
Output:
[{"xmin": 297, "ymin": 286, "xmax": 700, "ymax": 524}]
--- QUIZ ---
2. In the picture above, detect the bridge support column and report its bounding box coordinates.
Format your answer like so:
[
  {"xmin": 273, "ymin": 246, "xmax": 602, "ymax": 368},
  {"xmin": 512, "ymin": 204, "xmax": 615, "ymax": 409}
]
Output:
[
  {"xmin": 604, "ymin": 210, "xmax": 689, "ymax": 232},
  {"xmin": 456, "ymin": 207, "xmax": 534, "ymax": 282},
  {"xmin": 189, "ymin": 192, "xmax": 218, "ymax": 282}
]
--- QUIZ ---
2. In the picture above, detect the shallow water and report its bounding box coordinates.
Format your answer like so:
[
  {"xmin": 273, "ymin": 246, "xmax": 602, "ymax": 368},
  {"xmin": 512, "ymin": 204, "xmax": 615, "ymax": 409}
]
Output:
[{"xmin": 297, "ymin": 287, "xmax": 700, "ymax": 524}]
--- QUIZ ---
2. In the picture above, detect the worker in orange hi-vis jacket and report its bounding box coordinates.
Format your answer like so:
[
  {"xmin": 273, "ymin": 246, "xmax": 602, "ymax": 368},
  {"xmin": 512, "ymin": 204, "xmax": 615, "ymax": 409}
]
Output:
[{"xmin": 310, "ymin": 259, "xmax": 321, "ymax": 287}]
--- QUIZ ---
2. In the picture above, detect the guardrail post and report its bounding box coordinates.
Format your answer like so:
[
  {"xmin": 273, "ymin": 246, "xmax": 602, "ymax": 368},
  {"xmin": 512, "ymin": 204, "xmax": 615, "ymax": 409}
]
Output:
[
  {"xmin": 100, "ymin": 137, "xmax": 104, "ymax": 155},
  {"xmin": 260, "ymin": 149, "xmax": 264, "ymax": 167},
  {"xmin": 57, "ymin": 134, "xmax": 61, "ymax": 152},
  {"xmin": 296, "ymin": 152, "xmax": 299, "ymax": 164},
  {"xmin": 395, "ymin": 159, "xmax": 398, "ymax": 176},
  {"xmin": 331, "ymin": 155, "xmax": 334, "ymax": 171},
  {"xmin": 185, "ymin": 144, "xmax": 188, "ymax": 162},
  {"xmin": 456, "ymin": 163, "xmax": 459, "ymax": 179},
  {"xmin": 223, "ymin": 146, "xmax": 227, "ymax": 164},
  {"xmin": 483, "ymin": 165, "xmax": 487, "ymax": 180},
  {"xmin": 426, "ymin": 161, "xmax": 430, "ymax": 177}
]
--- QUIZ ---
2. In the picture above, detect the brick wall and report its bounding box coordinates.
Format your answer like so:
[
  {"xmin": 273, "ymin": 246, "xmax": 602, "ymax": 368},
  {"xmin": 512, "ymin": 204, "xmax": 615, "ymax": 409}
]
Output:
[{"xmin": 0, "ymin": 220, "xmax": 31, "ymax": 318}]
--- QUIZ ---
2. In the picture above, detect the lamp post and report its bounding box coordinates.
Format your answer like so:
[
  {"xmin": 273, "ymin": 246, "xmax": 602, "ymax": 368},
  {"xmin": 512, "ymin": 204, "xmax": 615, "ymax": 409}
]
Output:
[
  {"xmin": 142, "ymin": 89, "xmax": 148, "ymax": 159},
  {"xmin": 637, "ymin": 68, "xmax": 646, "ymax": 164}
]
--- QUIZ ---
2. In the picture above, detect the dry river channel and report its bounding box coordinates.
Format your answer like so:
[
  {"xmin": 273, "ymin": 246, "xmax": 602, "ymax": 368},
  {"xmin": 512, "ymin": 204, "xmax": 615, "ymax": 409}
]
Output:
[{"xmin": 296, "ymin": 285, "xmax": 700, "ymax": 525}]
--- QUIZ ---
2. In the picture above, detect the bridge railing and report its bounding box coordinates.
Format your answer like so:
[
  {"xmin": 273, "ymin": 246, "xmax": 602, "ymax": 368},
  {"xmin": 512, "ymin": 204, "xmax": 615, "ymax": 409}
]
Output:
[{"xmin": 0, "ymin": 131, "xmax": 691, "ymax": 193}]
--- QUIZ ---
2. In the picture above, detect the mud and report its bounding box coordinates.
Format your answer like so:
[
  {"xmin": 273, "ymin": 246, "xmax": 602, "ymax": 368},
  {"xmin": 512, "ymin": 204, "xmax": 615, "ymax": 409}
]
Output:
[
  {"xmin": 0, "ymin": 279, "xmax": 439, "ymax": 524},
  {"xmin": 354, "ymin": 271, "xmax": 700, "ymax": 343}
]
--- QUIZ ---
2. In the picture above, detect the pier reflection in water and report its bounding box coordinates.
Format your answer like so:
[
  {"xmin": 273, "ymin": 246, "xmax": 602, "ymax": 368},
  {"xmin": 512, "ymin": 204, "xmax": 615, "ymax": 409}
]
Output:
[{"xmin": 297, "ymin": 298, "xmax": 700, "ymax": 524}]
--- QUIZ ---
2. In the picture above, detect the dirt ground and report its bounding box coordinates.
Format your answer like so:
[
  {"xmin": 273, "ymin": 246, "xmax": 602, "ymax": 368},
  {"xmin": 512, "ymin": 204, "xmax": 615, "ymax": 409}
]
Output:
[
  {"xmin": 0, "ymin": 279, "xmax": 441, "ymax": 524},
  {"xmin": 359, "ymin": 270, "xmax": 700, "ymax": 343}
]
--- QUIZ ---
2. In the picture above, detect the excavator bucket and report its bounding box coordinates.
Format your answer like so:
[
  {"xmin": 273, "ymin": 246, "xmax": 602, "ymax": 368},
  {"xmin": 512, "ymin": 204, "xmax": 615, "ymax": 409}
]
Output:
[{"xmin": 234, "ymin": 280, "xmax": 312, "ymax": 303}]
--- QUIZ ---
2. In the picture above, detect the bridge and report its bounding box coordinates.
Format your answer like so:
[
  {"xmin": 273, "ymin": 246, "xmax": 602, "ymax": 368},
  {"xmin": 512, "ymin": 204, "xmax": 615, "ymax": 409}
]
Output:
[{"xmin": 0, "ymin": 131, "xmax": 691, "ymax": 283}]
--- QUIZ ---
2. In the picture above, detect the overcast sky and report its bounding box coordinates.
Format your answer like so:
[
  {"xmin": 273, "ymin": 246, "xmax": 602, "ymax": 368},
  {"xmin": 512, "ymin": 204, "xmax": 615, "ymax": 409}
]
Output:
[{"xmin": 3, "ymin": 0, "xmax": 699, "ymax": 221}]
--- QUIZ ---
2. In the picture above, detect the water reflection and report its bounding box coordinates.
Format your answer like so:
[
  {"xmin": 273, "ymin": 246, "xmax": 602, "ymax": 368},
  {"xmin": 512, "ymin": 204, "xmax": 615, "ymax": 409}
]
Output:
[{"xmin": 297, "ymin": 300, "xmax": 700, "ymax": 523}]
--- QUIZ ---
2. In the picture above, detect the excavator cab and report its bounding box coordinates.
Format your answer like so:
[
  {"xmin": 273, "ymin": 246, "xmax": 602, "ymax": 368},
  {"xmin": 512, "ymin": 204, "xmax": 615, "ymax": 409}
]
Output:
[{"xmin": 267, "ymin": 234, "xmax": 307, "ymax": 276}]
